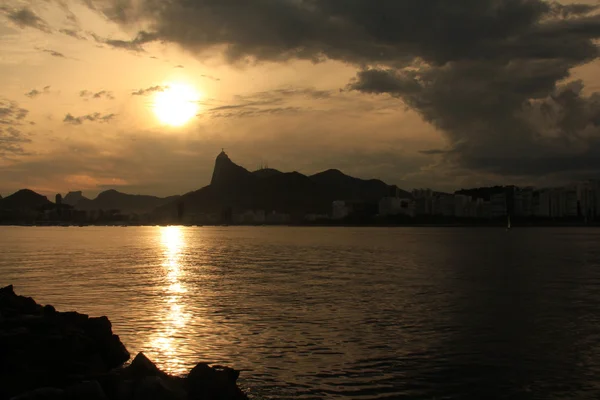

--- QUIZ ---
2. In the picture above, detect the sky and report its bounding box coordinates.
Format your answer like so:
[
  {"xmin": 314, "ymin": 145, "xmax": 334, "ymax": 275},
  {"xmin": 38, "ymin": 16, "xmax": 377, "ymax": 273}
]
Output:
[{"xmin": 1, "ymin": 0, "xmax": 600, "ymax": 198}]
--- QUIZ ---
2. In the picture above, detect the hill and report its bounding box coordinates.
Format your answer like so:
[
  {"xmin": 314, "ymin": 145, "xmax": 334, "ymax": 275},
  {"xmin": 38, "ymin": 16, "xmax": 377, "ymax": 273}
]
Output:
[
  {"xmin": 253, "ymin": 168, "xmax": 283, "ymax": 179},
  {"xmin": 0, "ymin": 189, "xmax": 51, "ymax": 210},
  {"xmin": 309, "ymin": 169, "xmax": 410, "ymax": 202},
  {"xmin": 63, "ymin": 191, "xmax": 89, "ymax": 206},
  {"xmin": 75, "ymin": 189, "xmax": 180, "ymax": 214},
  {"xmin": 154, "ymin": 151, "xmax": 409, "ymax": 220}
]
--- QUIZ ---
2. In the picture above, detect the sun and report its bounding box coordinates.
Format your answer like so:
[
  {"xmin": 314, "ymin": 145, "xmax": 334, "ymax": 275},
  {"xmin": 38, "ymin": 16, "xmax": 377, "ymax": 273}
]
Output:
[{"xmin": 153, "ymin": 83, "xmax": 200, "ymax": 127}]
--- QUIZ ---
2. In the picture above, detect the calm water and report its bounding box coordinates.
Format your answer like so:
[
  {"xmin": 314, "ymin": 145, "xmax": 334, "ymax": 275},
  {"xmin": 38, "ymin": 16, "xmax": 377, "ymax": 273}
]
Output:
[{"xmin": 1, "ymin": 226, "xmax": 600, "ymax": 399}]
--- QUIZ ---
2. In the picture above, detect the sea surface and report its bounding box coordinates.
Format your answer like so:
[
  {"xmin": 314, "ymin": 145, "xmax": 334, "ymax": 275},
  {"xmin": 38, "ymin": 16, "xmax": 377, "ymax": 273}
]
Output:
[{"xmin": 1, "ymin": 226, "xmax": 600, "ymax": 399}]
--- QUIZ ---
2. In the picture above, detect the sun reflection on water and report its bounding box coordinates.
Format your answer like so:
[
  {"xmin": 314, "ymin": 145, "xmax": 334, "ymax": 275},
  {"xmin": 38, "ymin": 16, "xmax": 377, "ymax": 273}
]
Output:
[{"xmin": 148, "ymin": 226, "xmax": 191, "ymax": 374}]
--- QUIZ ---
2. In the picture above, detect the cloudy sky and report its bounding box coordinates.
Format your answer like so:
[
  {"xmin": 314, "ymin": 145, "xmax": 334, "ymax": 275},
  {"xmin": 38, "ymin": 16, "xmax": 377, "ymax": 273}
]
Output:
[{"xmin": 1, "ymin": 0, "xmax": 600, "ymax": 197}]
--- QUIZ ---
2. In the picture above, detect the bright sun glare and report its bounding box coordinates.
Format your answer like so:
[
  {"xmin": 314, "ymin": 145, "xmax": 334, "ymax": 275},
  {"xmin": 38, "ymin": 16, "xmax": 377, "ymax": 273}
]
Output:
[{"xmin": 153, "ymin": 83, "xmax": 200, "ymax": 127}]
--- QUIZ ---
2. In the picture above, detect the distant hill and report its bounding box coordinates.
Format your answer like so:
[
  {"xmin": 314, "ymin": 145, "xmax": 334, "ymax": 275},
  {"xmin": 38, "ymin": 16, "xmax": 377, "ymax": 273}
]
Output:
[
  {"xmin": 63, "ymin": 191, "xmax": 89, "ymax": 206},
  {"xmin": 253, "ymin": 168, "xmax": 283, "ymax": 179},
  {"xmin": 0, "ymin": 189, "xmax": 51, "ymax": 211},
  {"xmin": 309, "ymin": 169, "xmax": 410, "ymax": 202},
  {"xmin": 75, "ymin": 189, "xmax": 180, "ymax": 214},
  {"xmin": 154, "ymin": 151, "xmax": 409, "ymax": 219}
]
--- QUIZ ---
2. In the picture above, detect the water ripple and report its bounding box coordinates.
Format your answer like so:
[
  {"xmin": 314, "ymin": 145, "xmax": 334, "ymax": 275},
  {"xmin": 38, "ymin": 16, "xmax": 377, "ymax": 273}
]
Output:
[{"xmin": 2, "ymin": 226, "xmax": 600, "ymax": 399}]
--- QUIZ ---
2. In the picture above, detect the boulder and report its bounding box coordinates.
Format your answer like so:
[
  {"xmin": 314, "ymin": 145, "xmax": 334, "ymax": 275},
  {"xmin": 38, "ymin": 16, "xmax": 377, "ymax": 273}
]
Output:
[
  {"xmin": 0, "ymin": 287, "xmax": 249, "ymax": 400},
  {"xmin": 64, "ymin": 381, "xmax": 108, "ymax": 400},
  {"xmin": 187, "ymin": 363, "xmax": 247, "ymax": 400},
  {"xmin": 134, "ymin": 376, "xmax": 186, "ymax": 400},
  {"xmin": 125, "ymin": 352, "xmax": 162, "ymax": 378},
  {"xmin": 0, "ymin": 286, "xmax": 130, "ymax": 400},
  {"xmin": 9, "ymin": 388, "xmax": 64, "ymax": 400}
]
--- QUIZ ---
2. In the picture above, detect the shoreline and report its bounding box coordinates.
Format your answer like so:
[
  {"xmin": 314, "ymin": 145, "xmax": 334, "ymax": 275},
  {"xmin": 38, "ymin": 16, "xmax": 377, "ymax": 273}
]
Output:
[
  {"xmin": 1, "ymin": 222, "xmax": 600, "ymax": 228},
  {"xmin": 0, "ymin": 285, "xmax": 248, "ymax": 400}
]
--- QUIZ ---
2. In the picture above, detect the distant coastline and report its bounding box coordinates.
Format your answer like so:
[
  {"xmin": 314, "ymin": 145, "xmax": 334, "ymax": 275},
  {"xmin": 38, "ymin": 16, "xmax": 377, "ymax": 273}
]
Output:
[
  {"xmin": 2, "ymin": 219, "xmax": 599, "ymax": 228},
  {"xmin": 3, "ymin": 152, "xmax": 600, "ymax": 227}
]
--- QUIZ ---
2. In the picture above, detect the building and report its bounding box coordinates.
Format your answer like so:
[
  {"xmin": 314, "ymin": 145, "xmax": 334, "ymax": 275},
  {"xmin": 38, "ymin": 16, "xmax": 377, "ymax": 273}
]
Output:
[
  {"xmin": 454, "ymin": 194, "xmax": 471, "ymax": 218},
  {"xmin": 412, "ymin": 189, "xmax": 434, "ymax": 216},
  {"xmin": 481, "ymin": 201, "xmax": 492, "ymax": 219},
  {"xmin": 233, "ymin": 210, "xmax": 266, "ymax": 224},
  {"xmin": 491, "ymin": 193, "xmax": 507, "ymax": 217},
  {"xmin": 379, "ymin": 197, "xmax": 414, "ymax": 217},
  {"xmin": 534, "ymin": 189, "xmax": 551, "ymax": 217},
  {"xmin": 577, "ymin": 180, "xmax": 599, "ymax": 220},
  {"xmin": 332, "ymin": 201, "xmax": 350, "ymax": 220},
  {"xmin": 265, "ymin": 211, "xmax": 290, "ymax": 224}
]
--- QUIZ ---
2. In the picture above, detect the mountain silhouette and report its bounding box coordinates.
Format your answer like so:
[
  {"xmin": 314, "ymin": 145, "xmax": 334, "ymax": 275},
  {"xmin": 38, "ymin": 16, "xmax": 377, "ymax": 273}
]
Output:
[
  {"xmin": 310, "ymin": 169, "xmax": 409, "ymax": 202},
  {"xmin": 211, "ymin": 151, "xmax": 255, "ymax": 187},
  {"xmin": 74, "ymin": 190, "xmax": 180, "ymax": 214},
  {"xmin": 155, "ymin": 151, "xmax": 409, "ymax": 219},
  {"xmin": 63, "ymin": 191, "xmax": 89, "ymax": 206},
  {"xmin": 0, "ymin": 189, "xmax": 51, "ymax": 211},
  {"xmin": 253, "ymin": 168, "xmax": 283, "ymax": 179}
]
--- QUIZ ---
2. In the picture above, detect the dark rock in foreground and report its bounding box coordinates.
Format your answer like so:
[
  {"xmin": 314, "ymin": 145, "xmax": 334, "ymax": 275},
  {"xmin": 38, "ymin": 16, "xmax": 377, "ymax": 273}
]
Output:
[{"xmin": 0, "ymin": 285, "xmax": 248, "ymax": 400}]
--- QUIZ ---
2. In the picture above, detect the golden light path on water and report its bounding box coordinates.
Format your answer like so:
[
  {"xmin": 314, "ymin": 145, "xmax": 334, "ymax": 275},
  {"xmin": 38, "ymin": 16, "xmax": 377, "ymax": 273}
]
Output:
[{"xmin": 148, "ymin": 226, "xmax": 192, "ymax": 374}]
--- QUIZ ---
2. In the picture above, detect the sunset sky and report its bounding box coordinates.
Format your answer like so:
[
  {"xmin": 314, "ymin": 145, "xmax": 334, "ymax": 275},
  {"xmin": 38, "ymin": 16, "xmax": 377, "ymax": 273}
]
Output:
[{"xmin": 1, "ymin": 0, "xmax": 600, "ymax": 198}]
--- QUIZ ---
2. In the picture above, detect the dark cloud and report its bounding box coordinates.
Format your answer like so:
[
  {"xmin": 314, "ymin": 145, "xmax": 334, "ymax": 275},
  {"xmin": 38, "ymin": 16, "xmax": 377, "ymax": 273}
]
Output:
[
  {"xmin": 0, "ymin": 99, "xmax": 29, "ymax": 124},
  {"xmin": 87, "ymin": 0, "xmax": 595, "ymax": 65},
  {"xmin": 419, "ymin": 149, "xmax": 449, "ymax": 156},
  {"xmin": 25, "ymin": 90, "xmax": 41, "ymax": 99},
  {"xmin": 0, "ymin": 126, "xmax": 31, "ymax": 158},
  {"xmin": 203, "ymin": 87, "xmax": 332, "ymax": 118},
  {"xmin": 174, "ymin": 64, "xmax": 184, "ymax": 68},
  {"xmin": 41, "ymin": 48, "xmax": 67, "ymax": 58},
  {"xmin": 0, "ymin": 99, "xmax": 31, "ymax": 158},
  {"xmin": 84, "ymin": 0, "xmax": 600, "ymax": 180},
  {"xmin": 209, "ymin": 106, "xmax": 302, "ymax": 119},
  {"xmin": 2, "ymin": 6, "xmax": 51, "ymax": 33},
  {"xmin": 200, "ymin": 74, "xmax": 220, "ymax": 81},
  {"xmin": 63, "ymin": 112, "xmax": 116, "ymax": 125},
  {"xmin": 80, "ymin": 90, "xmax": 115, "ymax": 100},
  {"xmin": 60, "ymin": 28, "xmax": 87, "ymax": 40},
  {"xmin": 90, "ymin": 31, "xmax": 156, "ymax": 52},
  {"xmin": 131, "ymin": 85, "xmax": 168, "ymax": 96},
  {"xmin": 25, "ymin": 86, "xmax": 51, "ymax": 99}
]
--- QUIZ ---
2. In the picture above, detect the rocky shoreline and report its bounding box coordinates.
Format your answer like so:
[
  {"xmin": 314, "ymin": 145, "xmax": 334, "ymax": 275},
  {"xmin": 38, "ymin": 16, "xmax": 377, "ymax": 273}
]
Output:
[{"xmin": 0, "ymin": 285, "xmax": 248, "ymax": 400}]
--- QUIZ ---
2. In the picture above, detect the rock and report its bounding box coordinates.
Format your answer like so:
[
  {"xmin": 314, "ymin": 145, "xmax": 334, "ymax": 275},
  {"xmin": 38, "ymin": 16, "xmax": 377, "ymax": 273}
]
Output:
[
  {"xmin": 114, "ymin": 380, "xmax": 135, "ymax": 400},
  {"xmin": 43, "ymin": 305, "xmax": 56, "ymax": 316},
  {"xmin": 9, "ymin": 388, "xmax": 64, "ymax": 400},
  {"xmin": 187, "ymin": 363, "xmax": 247, "ymax": 400},
  {"xmin": 134, "ymin": 376, "xmax": 186, "ymax": 400},
  {"xmin": 64, "ymin": 381, "xmax": 108, "ymax": 400},
  {"xmin": 125, "ymin": 352, "xmax": 161, "ymax": 378},
  {"xmin": 85, "ymin": 317, "xmax": 112, "ymax": 340},
  {"xmin": 103, "ymin": 335, "xmax": 130, "ymax": 369},
  {"xmin": 0, "ymin": 287, "xmax": 131, "ymax": 400},
  {"xmin": 0, "ymin": 285, "xmax": 15, "ymax": 296},
  {"xmin": 0, "ymin": 287, "xmax": 249, "ymax": 400}
]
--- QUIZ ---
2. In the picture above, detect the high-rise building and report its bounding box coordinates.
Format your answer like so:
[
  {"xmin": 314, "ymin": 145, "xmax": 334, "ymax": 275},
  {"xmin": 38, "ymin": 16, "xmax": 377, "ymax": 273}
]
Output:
[{"xmin": 491, "ymin": 193, "xmax": 507, "ymax": 217}]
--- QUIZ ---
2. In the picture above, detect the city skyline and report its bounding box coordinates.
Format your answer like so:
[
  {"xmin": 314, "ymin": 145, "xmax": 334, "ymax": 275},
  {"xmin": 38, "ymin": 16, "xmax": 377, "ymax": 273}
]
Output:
[{"xmin": 2, "ymin": 0, "xmax": 600, "ymax": 197}]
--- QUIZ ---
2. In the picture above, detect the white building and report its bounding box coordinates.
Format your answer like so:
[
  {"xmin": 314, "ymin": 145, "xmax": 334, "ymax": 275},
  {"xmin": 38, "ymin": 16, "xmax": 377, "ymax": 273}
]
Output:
[
  {"xmin": 413, "ymin": 189, "xmax": 434, "ymax": 216},
  {"xmin": 332, "ymin": 201, "xmax": 350, "ymax": 220},
  {"xmin": 454, "ymin": 194, "xmax": 471, "ymax": 218},
  {"xmin": 266, "ymin": 211, "xmax": 290, "ymax": 224},
  {"xmin": 534, "ymin": 190, "xmax": 551, "ymax": 217},
  {"xmin": 577, "ymin": 180, "xmax": 599, "ymax": 220},
  {"xmin": 233, "ymin": 210, "xmax": 266, "ymax": 224},
  {"xmin": 379, "ymin": 197, "xmax": 414, "ymax": 217},
  {"xmin": 491, "ymin": 193, "xmax": 507, "ymax": 217}
]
